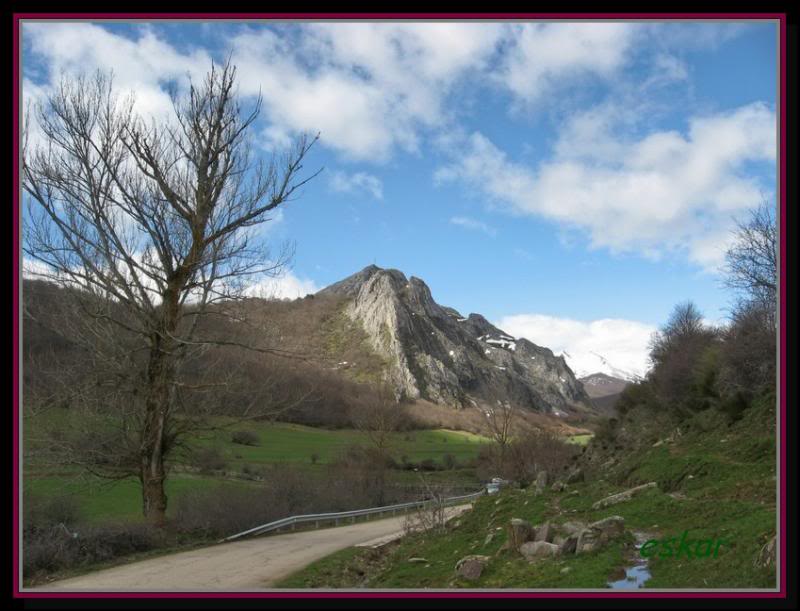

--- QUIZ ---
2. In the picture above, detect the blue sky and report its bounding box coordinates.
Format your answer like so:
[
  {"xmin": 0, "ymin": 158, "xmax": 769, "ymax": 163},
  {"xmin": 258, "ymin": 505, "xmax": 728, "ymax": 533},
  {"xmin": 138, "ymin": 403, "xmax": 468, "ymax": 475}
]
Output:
[{"xmin": 21, "ymin": 20, "xmax": 778, "ymax": 377}]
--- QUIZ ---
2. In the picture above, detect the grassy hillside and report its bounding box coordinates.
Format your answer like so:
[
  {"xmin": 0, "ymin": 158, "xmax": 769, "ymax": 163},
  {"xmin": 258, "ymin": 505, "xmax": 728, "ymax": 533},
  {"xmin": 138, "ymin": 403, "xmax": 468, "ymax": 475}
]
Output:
[{"xmin": 277, "ymin": 395, "xmax": 776, "ymax": 589}]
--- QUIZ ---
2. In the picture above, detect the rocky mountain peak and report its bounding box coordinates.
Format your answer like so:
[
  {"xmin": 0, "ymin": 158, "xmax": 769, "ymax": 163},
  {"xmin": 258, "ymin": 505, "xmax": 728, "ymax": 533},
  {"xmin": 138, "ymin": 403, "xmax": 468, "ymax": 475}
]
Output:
[{"xmin": 317, "ymin": 266, "xmax": 590, "ymax": 415}]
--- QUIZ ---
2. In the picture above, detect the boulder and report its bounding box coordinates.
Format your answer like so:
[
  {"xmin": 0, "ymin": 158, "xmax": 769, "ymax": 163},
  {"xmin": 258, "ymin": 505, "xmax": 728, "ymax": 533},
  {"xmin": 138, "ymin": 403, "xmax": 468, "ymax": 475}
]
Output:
[
  {"xmin": 576, "ymin": 528, "xmax": 597, "ymax": 554},
  {"xmin": 561, "ymin": 521, "xmax": 588, "ymax": 536},
  {"xmin": 754, "ymin": 535, "xmax": 776, "ymax": 569},
  {"xmin": 408, "ymin": 557, "xmax": 428, "ymax": 563},
  {"xmin": 591, "ymin": 482, "xmax": 657, "ymax": 509},
  {"xmin": 590, "ymin": 515, "xmax": 625, "ymax": 539},
  {"xmin": 576, "ymin": 516, "xmax": 625, "ymax": 554},
  {"xmin": 551, "ymin": 481, "xmax": 566, "ymax": 492},
  {"xmin": 559, "ymin": 534, "xmax": 578, "ymax": 555},
  {"xmin": 534, "ymin": 522, "xmax": 554, "ymax": 543},
  {"xmin": 507, "ymin": 518, "xmax": 534, "ymax": 550},
  {"xmin": 455, "ymin": 555, "xmax": 490, "ymax": 581},
  {"xmin": 520, "ymin": 541, "xmax": 560, "ymax": 561}
]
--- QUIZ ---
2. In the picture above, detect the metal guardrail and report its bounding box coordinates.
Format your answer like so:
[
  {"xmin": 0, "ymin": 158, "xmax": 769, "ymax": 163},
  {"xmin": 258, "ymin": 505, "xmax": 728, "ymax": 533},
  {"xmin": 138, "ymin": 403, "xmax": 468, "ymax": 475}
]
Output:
[{"xmin": 220, "ymin": 490, "xmax": 485, "ymax": 543}]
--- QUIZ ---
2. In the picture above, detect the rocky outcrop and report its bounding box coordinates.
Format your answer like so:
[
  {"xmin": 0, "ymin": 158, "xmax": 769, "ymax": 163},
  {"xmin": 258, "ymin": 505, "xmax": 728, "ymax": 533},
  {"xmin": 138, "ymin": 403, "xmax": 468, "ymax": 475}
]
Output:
[
  {"xmin": 319, "ymin": 265, "xmax": 590, "ymax": 414},
  {"xmin": 591, "ymin": 482, "xmax": 658, "ymax": 509}
]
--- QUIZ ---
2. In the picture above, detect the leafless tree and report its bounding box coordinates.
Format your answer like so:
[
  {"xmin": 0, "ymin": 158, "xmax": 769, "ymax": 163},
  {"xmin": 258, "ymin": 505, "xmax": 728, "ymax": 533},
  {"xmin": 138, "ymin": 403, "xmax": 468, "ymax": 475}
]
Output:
[
  {"xmin": 350, "ymin": 382, "xmax": 407, "ymax": 456},
  {"xmin": 347, "ymin": 383, "xmax": 409, "ymax": 506},
  {"xmin": 483, "ymin": 400, "xmax": 517, "ymax": 462},
  {"xmin": 402, "ymin": 472, "xmax": 453, "ymax": 535},
  {"xmin": 22, "ymin": 63, "xmax": 320, "ymax": 525},
  {"xmin": 723, "ymin": 199, "xmax": 778, "ymax": 316}
]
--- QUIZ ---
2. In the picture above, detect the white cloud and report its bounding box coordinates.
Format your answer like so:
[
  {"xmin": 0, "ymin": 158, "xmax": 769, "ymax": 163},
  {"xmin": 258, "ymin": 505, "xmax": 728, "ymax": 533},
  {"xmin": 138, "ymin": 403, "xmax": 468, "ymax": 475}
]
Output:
[
  {"xmin": 449, "ymin": 216, "xmax": 497, "ymax": 237},
  {"xmin": 329, "ymin": 170, "xmax": 384, "ymax": 200},
  {"xmin": 23, "ymin": 23, "xmax": 211, "ymax": 119},
  {"xmin": 498, "ymin": 22, "xmax": 637, "ymax": 106},
  {"xmin": 436, "ymin": 102, "xmax": 776, "ymax": 269},
  {"xmin": 497, "ymin": 313, "xmax": 657, "ymax": 379},
  {"xmin": 244, "ymin": 271, "xmax": 319, "ymax": 300},
  {"xmin": 24, "ymin": 22, "xmax": 647, "ymax": 163},
  {"xmin": 229, "ymin": 23, "xmax": 504, "ymax": 161}
]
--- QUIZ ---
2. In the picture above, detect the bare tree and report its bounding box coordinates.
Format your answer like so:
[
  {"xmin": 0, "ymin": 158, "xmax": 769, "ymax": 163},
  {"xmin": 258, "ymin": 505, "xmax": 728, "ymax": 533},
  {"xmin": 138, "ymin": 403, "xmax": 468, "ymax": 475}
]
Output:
[
  {"xmin": 350, "ymin": 382, "xmax": 407, "ymax": 456},
  {"xmin": 22, "ymin": 63, "xmax": 320, "ymax": 525},
  {"xmin": 348, "ymin": 383, "xmax": 409, "ymax": 506},
  {"xmin": 483, "ymin": 400, "xmax": 517, "ymax": 463},
  {"xmin": 723, "ymin": 199, "xmax": 778, "ymax": 312}
]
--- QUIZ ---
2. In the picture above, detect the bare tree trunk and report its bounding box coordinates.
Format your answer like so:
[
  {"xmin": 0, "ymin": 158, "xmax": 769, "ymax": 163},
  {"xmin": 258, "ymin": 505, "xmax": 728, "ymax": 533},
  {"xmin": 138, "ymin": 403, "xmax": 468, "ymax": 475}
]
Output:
[{"xmin": 140, "ymin": 290, "xmax": 180, "ymax": 525}]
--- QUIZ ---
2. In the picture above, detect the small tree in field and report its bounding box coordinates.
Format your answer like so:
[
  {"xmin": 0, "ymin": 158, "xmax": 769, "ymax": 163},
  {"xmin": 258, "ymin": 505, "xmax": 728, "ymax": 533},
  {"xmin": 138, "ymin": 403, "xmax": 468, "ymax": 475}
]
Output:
[{"xmin": 22, "ymin": 63, "xmax": 320, "ymax": 525}]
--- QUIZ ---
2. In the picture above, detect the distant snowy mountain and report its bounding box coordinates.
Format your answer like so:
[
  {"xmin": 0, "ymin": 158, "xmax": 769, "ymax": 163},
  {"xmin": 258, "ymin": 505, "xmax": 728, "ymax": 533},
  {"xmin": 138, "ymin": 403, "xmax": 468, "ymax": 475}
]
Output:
[{"xmin": 559, "ymin": 350, "xmax": 643, "ymax": 382}]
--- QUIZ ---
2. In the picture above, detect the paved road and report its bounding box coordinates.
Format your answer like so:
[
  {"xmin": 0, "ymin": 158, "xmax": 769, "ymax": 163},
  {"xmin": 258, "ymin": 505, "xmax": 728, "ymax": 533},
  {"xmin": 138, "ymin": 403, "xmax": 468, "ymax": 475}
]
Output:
[{"xmin": 32, "ymin": 505, "xmax": 472, "ymax": 591}]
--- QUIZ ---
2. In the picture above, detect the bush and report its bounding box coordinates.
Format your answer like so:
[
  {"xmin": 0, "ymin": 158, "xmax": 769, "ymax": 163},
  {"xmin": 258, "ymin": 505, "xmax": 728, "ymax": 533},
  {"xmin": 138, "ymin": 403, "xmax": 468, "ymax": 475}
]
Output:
[
  {"xmin": 23, "ymin": 492, "xmax": 81, "ymax": 534},
  {"xmin": 442, "ymin": 453, "xmax": 457, "ymax": 470},
  {"xmin": 23, "ymin": 521, "xmax": 163, "ymax": 580},
  {"xmin": 231, "ymin": 430, "xmax": 260, "ymax": 446},
  {"xmin": 720, "ymin": 391, "xmax": 750, "ymax": 423},
  {"xmin": 193, "ymin": 447, "xmax": 227, "ymax": 474}
]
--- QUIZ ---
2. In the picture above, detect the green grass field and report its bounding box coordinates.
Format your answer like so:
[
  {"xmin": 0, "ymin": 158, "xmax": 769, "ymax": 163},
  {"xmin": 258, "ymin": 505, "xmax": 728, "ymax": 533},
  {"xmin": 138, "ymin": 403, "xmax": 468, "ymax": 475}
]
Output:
[
  {"xmin": 23, "ymin": 408, "xmax": 491, "ymax": 525},
  {"xmin": 194, "ymin": 420, "xmax": 489, "ymax": 466}
]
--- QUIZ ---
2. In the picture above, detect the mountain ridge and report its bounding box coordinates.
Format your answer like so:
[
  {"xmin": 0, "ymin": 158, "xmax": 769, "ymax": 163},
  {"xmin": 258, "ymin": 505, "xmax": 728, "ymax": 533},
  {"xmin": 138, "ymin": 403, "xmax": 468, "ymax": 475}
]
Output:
[{"xmin": 319, "ymin": 265, "xmax": 591, "ymax": 416}]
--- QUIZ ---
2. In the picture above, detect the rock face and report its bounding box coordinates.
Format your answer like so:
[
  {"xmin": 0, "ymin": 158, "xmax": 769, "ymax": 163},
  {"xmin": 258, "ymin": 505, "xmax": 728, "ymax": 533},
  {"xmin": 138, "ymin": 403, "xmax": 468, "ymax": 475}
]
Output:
[{"xmin": 318, "ymin": 265, "xmax": 589, "ymax": 414}]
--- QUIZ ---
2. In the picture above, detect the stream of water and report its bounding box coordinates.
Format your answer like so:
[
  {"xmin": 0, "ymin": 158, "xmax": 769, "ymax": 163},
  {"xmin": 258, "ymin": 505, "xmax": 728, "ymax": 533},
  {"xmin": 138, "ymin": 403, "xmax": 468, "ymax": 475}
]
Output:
[{"xmin": 607, "ymin": 533, "xmax": 653, "ymax": 589}]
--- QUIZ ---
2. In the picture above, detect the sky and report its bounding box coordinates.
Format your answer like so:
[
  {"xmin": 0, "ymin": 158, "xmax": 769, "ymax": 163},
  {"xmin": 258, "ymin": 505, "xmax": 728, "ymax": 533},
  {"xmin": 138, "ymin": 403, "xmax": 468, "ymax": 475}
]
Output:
[{"xmin": 20, "ymin": 20, "xmax": 778, "ymax": 378}]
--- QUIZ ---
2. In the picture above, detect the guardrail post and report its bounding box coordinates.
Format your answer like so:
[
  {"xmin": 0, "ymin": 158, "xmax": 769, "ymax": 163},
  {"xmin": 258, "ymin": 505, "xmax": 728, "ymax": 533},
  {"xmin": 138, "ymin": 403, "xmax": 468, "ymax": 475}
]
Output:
[{"xmin": 291, "ymin": 523, "xmax": 296, "ymax": 531}]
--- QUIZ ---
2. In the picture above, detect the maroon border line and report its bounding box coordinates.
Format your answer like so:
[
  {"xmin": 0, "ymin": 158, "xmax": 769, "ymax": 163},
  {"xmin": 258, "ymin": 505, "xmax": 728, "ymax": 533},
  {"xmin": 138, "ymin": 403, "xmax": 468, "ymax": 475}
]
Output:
[{"xmin": 11, "ymin": 12, "xmax": 789, "ymax": 600}]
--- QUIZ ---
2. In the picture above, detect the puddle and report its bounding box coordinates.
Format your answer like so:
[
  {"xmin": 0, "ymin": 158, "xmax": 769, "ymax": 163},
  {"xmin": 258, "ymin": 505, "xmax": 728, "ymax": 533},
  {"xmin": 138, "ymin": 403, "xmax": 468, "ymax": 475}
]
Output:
[{"xmin": 607, "ymin": 532, "xmax": 653, "ymax": 589}]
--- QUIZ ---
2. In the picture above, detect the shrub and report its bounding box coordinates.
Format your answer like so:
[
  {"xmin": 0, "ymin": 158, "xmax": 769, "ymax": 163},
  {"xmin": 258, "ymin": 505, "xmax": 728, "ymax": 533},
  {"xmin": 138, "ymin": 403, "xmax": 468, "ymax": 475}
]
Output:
[
  {"xmin": 23, "ymin": 521, "xmax": 163, "ymax": 580},
  {"xmin": 442, "ymin": 453, "xmax": 457, "ymax": 470},
  {"xmin": 193, "ymin": 447, "xmax": 227, "ymax": 474},
  {"xmin": 23, "ymin": 492, "xmax": 81, "ymax": 534},
  {"xmin": 231, "ymin": 430, "xmax": 260, "ymax": 446}
]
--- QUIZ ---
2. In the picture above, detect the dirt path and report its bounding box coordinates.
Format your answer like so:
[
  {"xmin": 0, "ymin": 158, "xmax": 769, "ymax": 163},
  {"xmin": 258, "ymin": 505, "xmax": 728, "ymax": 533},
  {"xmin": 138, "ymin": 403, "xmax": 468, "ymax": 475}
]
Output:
[{"xmin": 31, "ymin": 505, "xmax": 472, "ymax": 591}]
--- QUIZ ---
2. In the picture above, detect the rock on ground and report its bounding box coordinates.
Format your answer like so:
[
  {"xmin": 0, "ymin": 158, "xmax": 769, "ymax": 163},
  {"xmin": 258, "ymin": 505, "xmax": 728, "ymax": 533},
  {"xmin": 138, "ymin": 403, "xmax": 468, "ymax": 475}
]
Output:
[
  {"xmin": 520, "ymin": 541, "xmax": 560, "ymax": 561},
  {"xmin": 592, "ymin": 483, "xmax": 657, "ymax": 509},
  {"xmin": 754, "ymin": 535, "xmax": 776, "ymax": 569},
  {"xmin": 455, "ymin": 555, "xmax": 490, "ymax": 581},
  {"xmin": 576, "ymin": 516, "xmax": 626, "ymax": 554},
  {"xmin": 507, "ymin": 518, "xmax": 534, "ymax": 550},
  {"xmin": 534, "ymin": 522, "xmax": 554, "ymax": 543}
]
